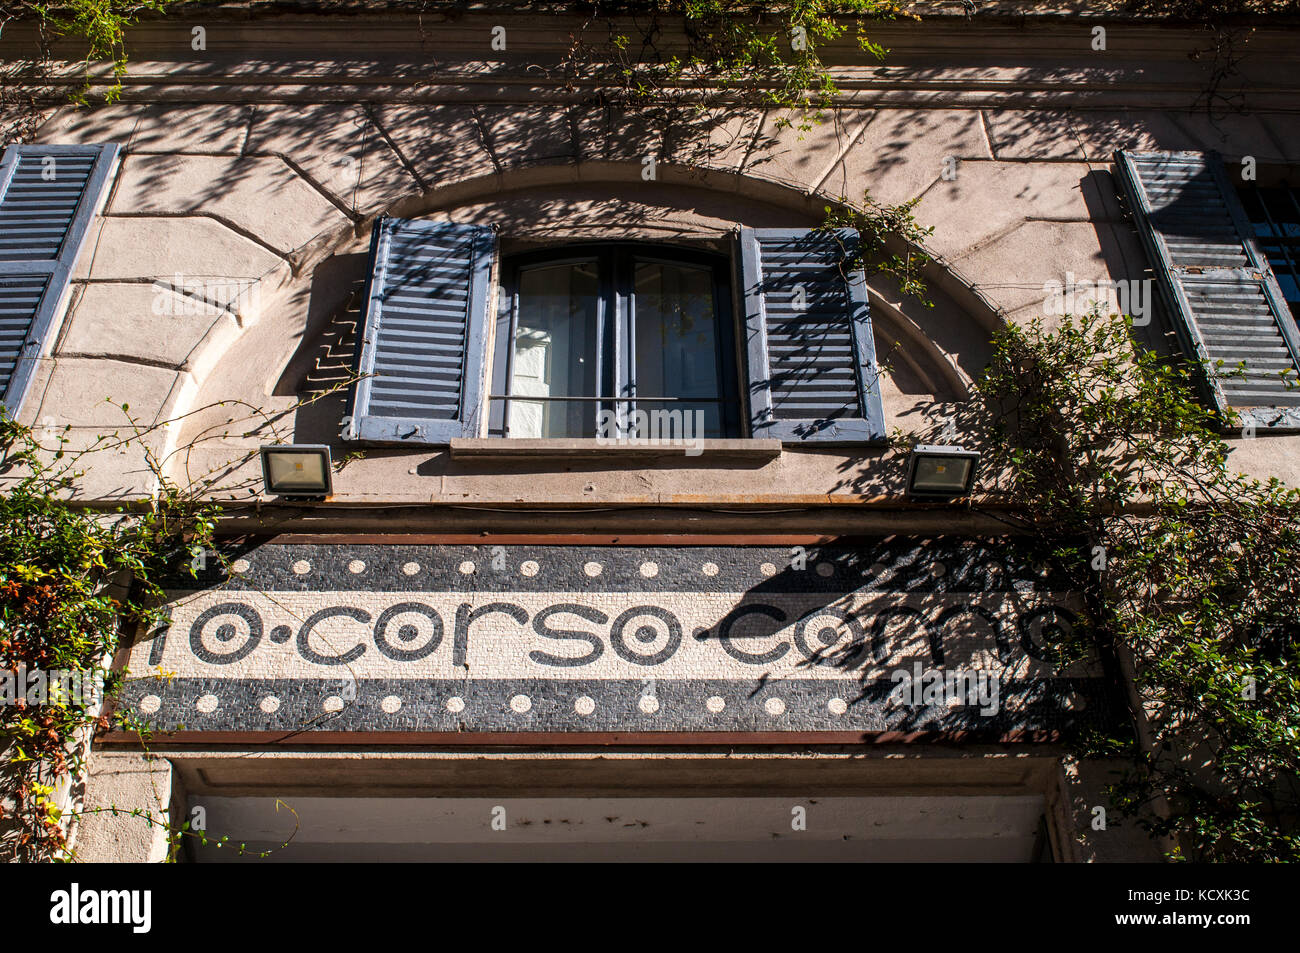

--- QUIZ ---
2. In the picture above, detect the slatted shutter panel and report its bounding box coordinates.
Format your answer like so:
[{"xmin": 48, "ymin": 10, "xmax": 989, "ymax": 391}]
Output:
[
  {"xmin": 344, "ymin": 217, "xmax": 496, "ymax": 444},
  {"xmin": 0, "ymin": 143, "xmax": 119, "ymax": 416},
  {"xmin": 737, "ymin": 227, "xmax": 886, "ymax": 443},
  {"xmin": 0, "ymin": 276, "xmax": 50, "ymax": 400},
  {"xmin": 1115, "ymin": 150, "xmax": 1300, "ymax": 428}
]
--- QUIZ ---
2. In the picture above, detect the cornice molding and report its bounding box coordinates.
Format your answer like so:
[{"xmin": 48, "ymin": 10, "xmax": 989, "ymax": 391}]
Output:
[
  {"xmin": 4, "ymin": 12, "xmax": 1300, "ymax": 62},
  {"xmin": 17, "ymin": 71, "xmax": 1300, "ymax": 112}
]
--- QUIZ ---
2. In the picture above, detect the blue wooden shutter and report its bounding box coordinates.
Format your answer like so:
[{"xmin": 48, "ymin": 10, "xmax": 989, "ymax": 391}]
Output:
[
  {"xmin": 0, "ymin": 143, "xmax": 119, "ymax": 417},
  {"xmin": 344, "ymin": 218, "xmax": 496, "ymax": 444},
  {"xmin": 1115, "ymin": 150, "xmax": 1300, "ymax": 429},
  {"xmin": 737, "ymin": 227, "xmax": 886, "ymax": 443}
]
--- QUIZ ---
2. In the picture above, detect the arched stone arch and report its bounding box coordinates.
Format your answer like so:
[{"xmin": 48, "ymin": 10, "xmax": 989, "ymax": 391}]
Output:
[{"xmin": 164, "ymin": 161, "xmax": 1002, "ymax": 487}]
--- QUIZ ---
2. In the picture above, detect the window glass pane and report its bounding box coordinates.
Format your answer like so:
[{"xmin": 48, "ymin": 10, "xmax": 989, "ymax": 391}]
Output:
[
  {"xmin": 1240, "ymin": 187, "xmax": 1300, "ymax": 312},
  {"xmin": 1275, "ymin": 271, "xmax": 1300, "ymax": 304},
  {"xmin": 632, "ymin": 261, "xmax": 723, "ymax": 437},
  {"xmin": 1240, "ymin": 187, "xmax": 1271, "ymax": 237},
  {"xmin": 510, "ymin": 262, "xmax": 599, "ymax": 438},
  {"xmin": 1262, "ymin": 188, "xmax": 1300, "ymax": 237}
]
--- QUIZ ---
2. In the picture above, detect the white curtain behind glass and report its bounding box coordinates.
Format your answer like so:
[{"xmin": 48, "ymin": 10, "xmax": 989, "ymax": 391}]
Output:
[{"xmin": 510, "ymin": 263, "xmax": 598, "ymax": 437}]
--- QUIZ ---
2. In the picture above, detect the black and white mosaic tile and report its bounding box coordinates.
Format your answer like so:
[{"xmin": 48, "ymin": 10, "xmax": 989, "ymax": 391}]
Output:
[
  {"xmin": 169, "ymin": 539, "xmax": 1074, "ymax": 594},
  {"xmin": 119, "ymin": 676, "xmax": 1117, "ymax": 735},
  {"xmin": 122, "ymin": 540, "xmax": 1121, "ymax": 737}
]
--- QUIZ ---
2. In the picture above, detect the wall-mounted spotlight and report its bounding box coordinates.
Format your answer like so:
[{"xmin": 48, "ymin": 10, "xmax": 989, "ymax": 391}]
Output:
[
  {"xmin": 260, "ymin": 444, "xmax": 333, "ymax": 498},
  {"xmin": 905, "ymin": 444, "xmax": 980, "ymax": 499}
]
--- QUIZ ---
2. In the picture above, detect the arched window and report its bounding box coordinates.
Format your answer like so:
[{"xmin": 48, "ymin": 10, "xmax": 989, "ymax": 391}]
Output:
[{"xmin": 488, "ymin": 244, "xmax": 741, "ymax": 439}]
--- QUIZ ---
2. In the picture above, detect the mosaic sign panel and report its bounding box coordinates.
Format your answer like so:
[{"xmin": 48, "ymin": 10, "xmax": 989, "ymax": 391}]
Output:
[{"xmin": 117, "ymin": 540, "xmax": 1121, "ymax": 737}]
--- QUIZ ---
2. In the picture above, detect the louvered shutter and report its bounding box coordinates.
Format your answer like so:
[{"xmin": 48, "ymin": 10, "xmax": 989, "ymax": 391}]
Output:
[
  {"xmin": 1115, "ymin": 150, "xmax": 1300, "ymax": 428},
  {"xmin": 737, "ymin": 227, "xmax": 886, "ymax": 443},
  {"xmin": 344, "ymin": 217, "xmax": 496, "ymax": 444},
  {"xmin": 0, "ymin": 143, "xmax": 119, "ymax": 416}
]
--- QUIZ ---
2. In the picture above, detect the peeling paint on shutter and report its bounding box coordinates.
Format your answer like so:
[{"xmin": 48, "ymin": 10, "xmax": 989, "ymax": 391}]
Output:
[
  {"xmin": 0, "ymin": 143, "xmax": 119, "ymax": 417},
  {"xmin": 737, "ymin": 227, "xmax": 886, "ymax": 443},
  {"xmin": 1115, "ymin": 150, "xmax": 1300, "ymax": 430},
  {"xmin": 344, "ymin": 217, "xmax": 496, "ymax": 445}
]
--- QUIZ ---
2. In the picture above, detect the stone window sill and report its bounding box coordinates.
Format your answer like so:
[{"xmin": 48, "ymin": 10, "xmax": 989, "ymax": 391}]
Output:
[{"xmin": 449, "ymin": 438, "xmax": 782, "ymax": 461}]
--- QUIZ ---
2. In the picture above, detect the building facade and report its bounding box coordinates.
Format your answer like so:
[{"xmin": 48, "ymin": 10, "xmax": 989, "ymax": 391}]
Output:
[{"xmin": 3, "ymin": 1, "xmax": 1299, "ymax": 861}]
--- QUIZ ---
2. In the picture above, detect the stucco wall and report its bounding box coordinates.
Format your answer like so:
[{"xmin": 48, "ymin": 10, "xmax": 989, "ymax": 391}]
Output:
[
  {"xmin": 5, "ymin": 10, "xmax": 1298, "ymax": 505},
  {"xmin": 12, "ymin": 9, "xmax": 1279, "ymax": 861}
]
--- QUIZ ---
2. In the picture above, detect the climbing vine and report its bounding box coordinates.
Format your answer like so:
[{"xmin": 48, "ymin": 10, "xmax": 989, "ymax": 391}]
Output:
[
  {"xmin": 0, "ymin": 412, "xmax": 219, "ymax": 860},
  {"xmin": 0, "ymin": 377, "xmax": 358, "ymax": 861},
  {"xmin": 0, "ymin": 0, "xmax": 174, "ymax": 127},
  {"xmin": 558, "ymin": 1, "xmax": 905, "ymax": 123},
  {"xmin": 956, "ymin": 310, "xmax": 1300, "ymax": 861},
  {"xmin": 821, "ymin": 192, "xmax": 934, "ymax": 305}
]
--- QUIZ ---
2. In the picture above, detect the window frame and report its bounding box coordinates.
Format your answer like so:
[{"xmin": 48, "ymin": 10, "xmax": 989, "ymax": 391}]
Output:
[
  {"xmin": 489, "ymin": 242, "xmax": 741, "ymax": 439},
  {"xmin": 1239, "ymin": 183, "xmax": 1300, "ymax": 319}
]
